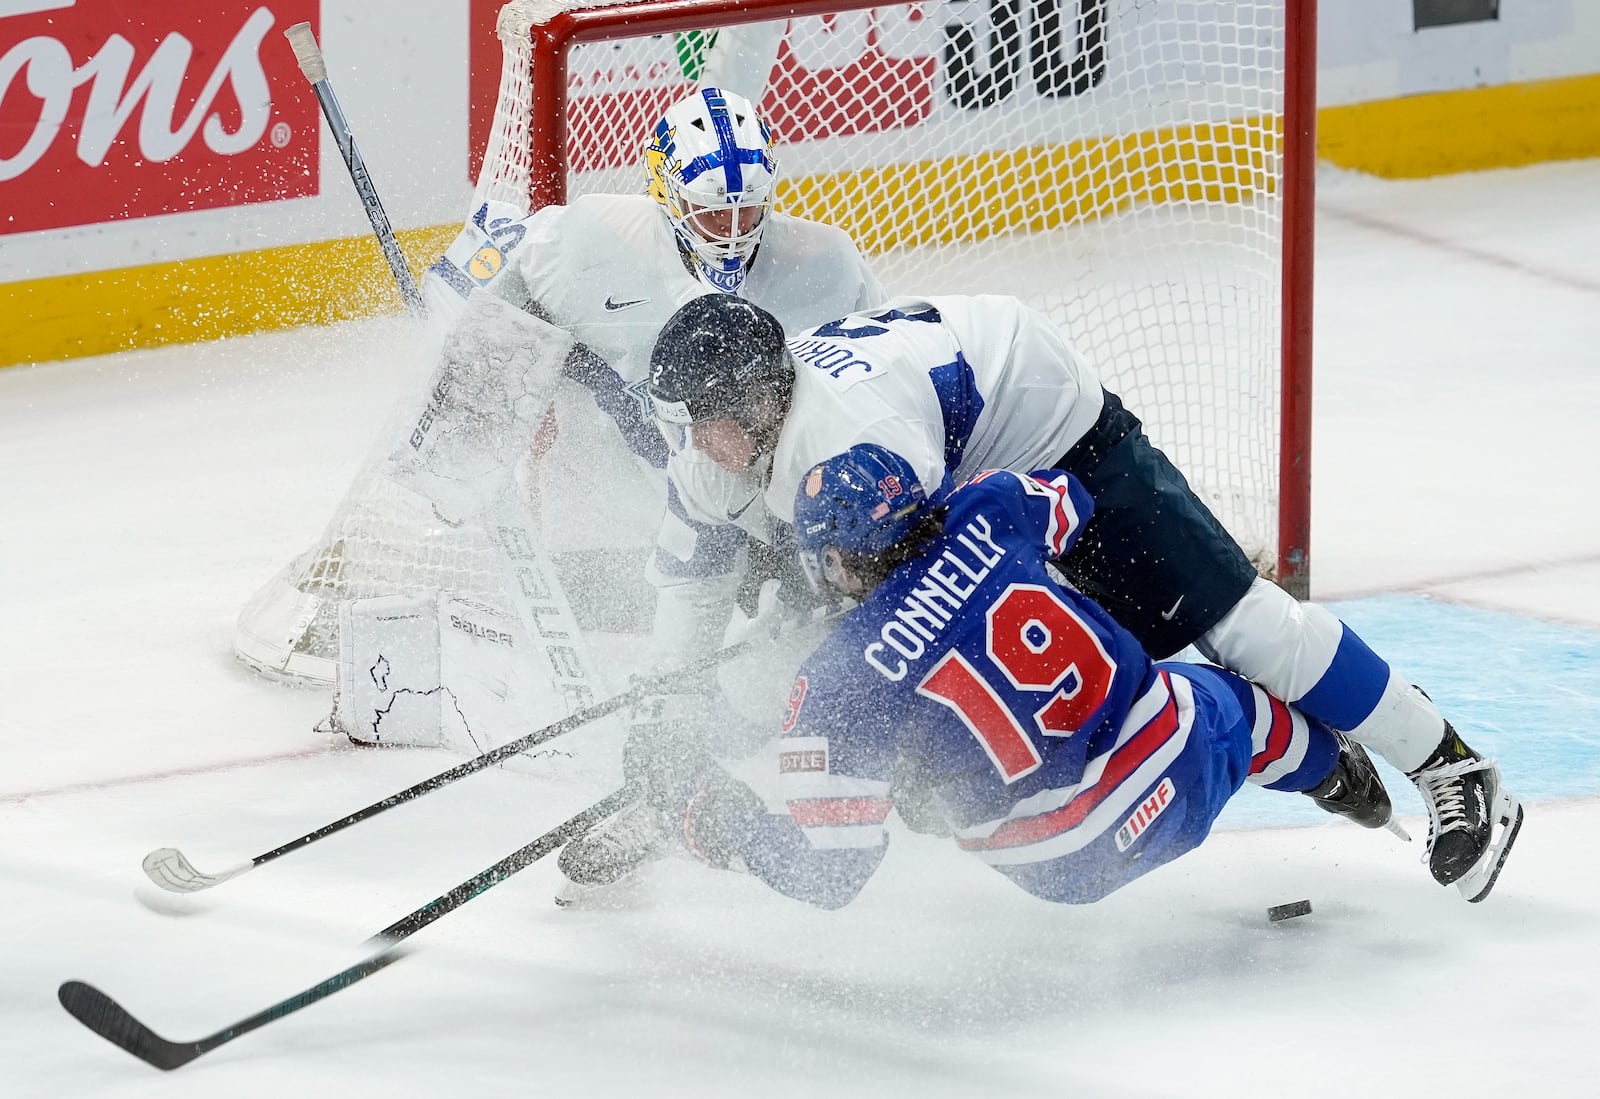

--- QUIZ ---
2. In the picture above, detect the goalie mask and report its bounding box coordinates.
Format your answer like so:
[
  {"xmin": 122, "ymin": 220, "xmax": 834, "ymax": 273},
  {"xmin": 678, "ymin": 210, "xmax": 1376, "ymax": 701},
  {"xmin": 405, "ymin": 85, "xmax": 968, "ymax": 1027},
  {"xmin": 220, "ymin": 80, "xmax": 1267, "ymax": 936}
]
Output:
[
  {"xmin": 645, "ymin": 87, "xmax": 777, "ymax": 295},
  {"xmin": 793, "ymin": 445, "xmax": 930, "ymax": 594}
]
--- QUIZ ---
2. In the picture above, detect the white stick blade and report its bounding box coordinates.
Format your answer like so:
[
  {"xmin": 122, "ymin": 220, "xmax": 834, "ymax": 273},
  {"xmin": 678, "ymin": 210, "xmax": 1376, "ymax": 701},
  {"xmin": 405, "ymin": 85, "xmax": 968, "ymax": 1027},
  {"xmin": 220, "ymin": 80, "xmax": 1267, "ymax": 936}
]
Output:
[{"xmin": 141, "ymin": 848, "xmax": 247, "ymax": 894}]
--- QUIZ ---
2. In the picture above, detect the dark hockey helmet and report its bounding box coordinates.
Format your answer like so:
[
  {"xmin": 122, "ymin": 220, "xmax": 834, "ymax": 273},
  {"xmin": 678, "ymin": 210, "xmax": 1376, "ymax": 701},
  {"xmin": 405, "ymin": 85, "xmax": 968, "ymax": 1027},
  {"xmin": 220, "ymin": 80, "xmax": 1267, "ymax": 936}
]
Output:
[
  {"xmin": 648, "ymin": 294, "xmax": 792, "ymax": 428},
  {"xmin": 793, "ymin": 444, "xmax": 929, "ymax": 591}
]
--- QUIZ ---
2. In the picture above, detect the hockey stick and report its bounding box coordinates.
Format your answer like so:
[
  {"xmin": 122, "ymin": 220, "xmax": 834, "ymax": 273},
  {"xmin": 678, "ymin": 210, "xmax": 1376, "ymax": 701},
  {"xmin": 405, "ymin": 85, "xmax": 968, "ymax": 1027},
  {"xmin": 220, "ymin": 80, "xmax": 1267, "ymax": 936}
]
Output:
[
  {"xmin": 283, "ymin": 21, "xmax": 426, "ymax": 320},
  {"xmin": 143, "ymin": 638, "xmax": 754, "ymax": 893},
  {"xmin": 63, "ymin": 785, "xmax": 632, "ymax": 1071}
]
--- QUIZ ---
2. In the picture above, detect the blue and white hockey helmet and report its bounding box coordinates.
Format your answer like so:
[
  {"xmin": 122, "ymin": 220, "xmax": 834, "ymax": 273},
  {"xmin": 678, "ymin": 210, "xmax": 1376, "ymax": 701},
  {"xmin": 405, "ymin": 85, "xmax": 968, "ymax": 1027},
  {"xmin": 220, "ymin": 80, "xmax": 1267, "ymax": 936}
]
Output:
[
  {"xmin": 644, "ymin": 87, "xmax": 777, "ymax": 294},
  {"xmin": 794, "ymin": 444, "xmax": 929, "ymax": 591}
]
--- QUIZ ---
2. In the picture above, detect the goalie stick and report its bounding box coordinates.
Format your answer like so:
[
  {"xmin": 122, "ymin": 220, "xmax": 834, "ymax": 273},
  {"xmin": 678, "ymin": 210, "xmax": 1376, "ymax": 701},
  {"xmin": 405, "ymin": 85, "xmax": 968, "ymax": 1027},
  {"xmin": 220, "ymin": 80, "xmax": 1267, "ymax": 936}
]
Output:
[
  {"xmin": 283, "ymin": 22, "xmax": 425, "ymax": 319},
  {"xmin": 251, "ymin": 25, "xmax": 599, "ymax": 745},
  {"xmin": 143, "ymin": 637, "xmax": 755, "ymax": 893},
  {"xmin": 63, "ymin": 785, "xmax": 632, "ymax": 1072}
]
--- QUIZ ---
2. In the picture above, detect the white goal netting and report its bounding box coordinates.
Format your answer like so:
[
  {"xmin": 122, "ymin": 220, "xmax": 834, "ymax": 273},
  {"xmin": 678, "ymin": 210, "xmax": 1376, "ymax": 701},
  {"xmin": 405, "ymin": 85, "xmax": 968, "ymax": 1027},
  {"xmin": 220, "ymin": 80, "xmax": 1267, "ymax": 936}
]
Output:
[{"xmin": 235, "ymin": 0, "xmax": 1304, "ymax": 685}]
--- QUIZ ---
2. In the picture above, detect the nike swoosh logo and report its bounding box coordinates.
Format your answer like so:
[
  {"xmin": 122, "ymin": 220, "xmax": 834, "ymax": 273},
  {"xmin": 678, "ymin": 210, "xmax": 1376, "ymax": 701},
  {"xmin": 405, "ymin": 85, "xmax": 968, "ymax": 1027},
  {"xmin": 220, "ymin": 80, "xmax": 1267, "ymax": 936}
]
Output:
[
  {"xmin": 1159, "ymin": 595, "xmax": 1185, "ymax": 621},
  {"xmin": 727, "ymin": 494, "xmax": 761, "ymax": 521},
  {"xmin": 603, "ymin": 295, "xmax": 650, "ymax": 311}
]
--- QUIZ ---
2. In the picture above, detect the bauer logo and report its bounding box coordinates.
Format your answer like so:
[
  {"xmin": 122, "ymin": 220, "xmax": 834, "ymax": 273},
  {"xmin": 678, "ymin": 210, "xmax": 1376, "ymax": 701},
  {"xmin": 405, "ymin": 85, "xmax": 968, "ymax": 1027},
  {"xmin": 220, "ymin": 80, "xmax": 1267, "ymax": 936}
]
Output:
[
  {"xmin": 0, "ymin": 0, "xmax": 320, "ymax": 236},
  {"xmin": 448, "ymin": 615, "xmax": 514, "ymax": 647},
  {"xmin": 1114, "ymin": 777, "xmax": 1175, "ymax": 851}
]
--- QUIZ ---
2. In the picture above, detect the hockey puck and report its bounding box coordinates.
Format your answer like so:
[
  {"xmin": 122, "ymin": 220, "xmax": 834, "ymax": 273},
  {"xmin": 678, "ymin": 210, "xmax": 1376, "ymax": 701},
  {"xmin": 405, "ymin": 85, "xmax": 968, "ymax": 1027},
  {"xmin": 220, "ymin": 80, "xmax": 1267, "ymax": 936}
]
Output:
[{"xmin": 1267, "ymin": 899, "xmax": 1312, "ymax": 922}]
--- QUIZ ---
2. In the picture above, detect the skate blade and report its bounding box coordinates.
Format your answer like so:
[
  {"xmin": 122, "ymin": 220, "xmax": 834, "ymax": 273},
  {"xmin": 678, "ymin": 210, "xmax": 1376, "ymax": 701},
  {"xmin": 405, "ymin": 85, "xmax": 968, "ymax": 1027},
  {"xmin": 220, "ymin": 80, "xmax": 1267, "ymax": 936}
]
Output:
[
  {"xmin": 553, "ymin": 878, "xmax": 597, "ymax": 908},
  {"xmin": 553, "ymin": 873, "xmax": 649, "ymax": 910},
  {"xmin": 1457, "ymin": 794, "xmax": 1525, "ymax": 903},
  {"xmin": 1383, "ymin": 817, "xmax": 1412, "ymax": 843}
]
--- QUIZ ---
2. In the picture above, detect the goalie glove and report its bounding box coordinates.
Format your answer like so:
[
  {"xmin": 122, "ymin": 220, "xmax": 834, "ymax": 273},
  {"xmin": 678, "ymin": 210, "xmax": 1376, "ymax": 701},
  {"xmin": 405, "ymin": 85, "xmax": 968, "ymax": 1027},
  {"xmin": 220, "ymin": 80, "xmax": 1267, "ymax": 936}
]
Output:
[{"xmin": 387, "ymin": 289, "xmax": 572, "ymax": 525}]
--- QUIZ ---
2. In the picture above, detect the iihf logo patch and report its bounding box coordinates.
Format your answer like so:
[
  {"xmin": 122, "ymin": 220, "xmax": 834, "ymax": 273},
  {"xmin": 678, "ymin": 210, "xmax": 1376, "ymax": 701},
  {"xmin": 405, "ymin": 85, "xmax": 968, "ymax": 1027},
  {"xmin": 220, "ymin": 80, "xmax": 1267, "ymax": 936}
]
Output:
[{"xmin": 1114, "ymin": 777, "xmax": 1175, "ymax": 851}]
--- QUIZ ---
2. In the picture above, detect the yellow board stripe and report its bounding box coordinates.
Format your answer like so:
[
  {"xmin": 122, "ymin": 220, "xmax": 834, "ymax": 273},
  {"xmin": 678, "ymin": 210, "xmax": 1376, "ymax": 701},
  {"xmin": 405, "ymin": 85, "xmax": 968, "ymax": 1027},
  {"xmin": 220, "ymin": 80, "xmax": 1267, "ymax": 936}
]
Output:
[
  {"xmin": 1318, "ymin": 72, "xmax": 1600, "ymax": 179},
  {"xmin": 0, "ymin": 225, "xmax": 458, "ymax": 367},
  {"xmin": 3, "ymin": 74, "xmax": 1597, "ymax": 369},
  {"xmin": 779, "ymin": 117, "xmax": 1280, "ymax": 252}
]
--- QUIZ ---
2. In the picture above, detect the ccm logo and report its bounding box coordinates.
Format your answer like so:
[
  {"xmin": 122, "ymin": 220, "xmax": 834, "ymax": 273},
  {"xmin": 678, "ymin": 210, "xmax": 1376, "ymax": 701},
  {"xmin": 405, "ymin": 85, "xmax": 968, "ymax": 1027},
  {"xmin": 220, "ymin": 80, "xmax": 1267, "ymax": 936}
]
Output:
[{"xmin": 1114, "ymin": 777, "xmax": 1175, "ymax": 852}]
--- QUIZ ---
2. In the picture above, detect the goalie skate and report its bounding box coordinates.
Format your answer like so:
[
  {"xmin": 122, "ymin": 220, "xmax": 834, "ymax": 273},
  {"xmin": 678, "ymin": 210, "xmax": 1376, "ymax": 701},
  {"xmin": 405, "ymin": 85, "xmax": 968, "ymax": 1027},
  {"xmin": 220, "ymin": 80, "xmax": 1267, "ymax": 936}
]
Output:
[{"xmin": 1409, "ymin": 725, "xmax": 1524, "ymax": 902}]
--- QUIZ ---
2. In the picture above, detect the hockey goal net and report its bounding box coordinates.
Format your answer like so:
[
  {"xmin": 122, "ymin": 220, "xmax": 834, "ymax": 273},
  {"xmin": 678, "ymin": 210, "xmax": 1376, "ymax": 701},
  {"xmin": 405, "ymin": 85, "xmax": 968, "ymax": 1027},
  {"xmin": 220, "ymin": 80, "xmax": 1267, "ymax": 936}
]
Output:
[
  {"xmin": 497, "ymin": 0, "xmax": 1315, "ymax": 574},
  {"xmin": 234, "ymin": 0, "xmax": 1314, "ymax": 685}
]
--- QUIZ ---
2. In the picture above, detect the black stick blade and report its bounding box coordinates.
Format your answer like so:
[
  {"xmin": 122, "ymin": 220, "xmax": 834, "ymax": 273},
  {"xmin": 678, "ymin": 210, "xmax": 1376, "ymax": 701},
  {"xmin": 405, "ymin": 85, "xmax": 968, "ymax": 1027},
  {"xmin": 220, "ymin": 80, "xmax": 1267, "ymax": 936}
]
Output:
[{"xmin": 58, "ymin": 981, "xmax": 202, "ymax": 1071}]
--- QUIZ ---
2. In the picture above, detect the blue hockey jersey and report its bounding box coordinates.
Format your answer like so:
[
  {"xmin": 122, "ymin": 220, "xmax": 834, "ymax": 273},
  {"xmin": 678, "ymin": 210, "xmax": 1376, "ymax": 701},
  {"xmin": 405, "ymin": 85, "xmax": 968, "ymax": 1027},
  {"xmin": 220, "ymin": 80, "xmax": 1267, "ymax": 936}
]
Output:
[{"xmin": 767, "ymin": 468, "xmax": 1214, "ymax": 906}]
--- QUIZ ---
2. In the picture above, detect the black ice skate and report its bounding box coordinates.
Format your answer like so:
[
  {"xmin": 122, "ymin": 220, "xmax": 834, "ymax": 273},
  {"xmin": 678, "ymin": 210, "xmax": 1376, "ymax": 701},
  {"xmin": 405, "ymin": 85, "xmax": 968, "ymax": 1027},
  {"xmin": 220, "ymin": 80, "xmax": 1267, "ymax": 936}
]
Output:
[
  {"xmin": 1407, "ymin": 724, "xmax": 1524, "ymax": 902},
  {"xmin": 1304, "ymin": 733, "xmax": 1408, "ymax": 840},
  {"xmin": 554, "ymin": 797, "xmax": 674, "ymax": 907}
]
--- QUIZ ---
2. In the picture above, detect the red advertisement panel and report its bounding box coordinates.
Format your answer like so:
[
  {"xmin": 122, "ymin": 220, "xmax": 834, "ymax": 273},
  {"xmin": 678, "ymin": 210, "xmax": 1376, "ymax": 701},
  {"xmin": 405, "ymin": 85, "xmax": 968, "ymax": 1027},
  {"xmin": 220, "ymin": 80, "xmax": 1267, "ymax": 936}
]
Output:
[
  {"xmin": 765, "ymin": 10, "xmax": 937, "ymax": 145},
  {"xmin": 0, "ymin": 0, "xmax": 320, "ymax": 236}
]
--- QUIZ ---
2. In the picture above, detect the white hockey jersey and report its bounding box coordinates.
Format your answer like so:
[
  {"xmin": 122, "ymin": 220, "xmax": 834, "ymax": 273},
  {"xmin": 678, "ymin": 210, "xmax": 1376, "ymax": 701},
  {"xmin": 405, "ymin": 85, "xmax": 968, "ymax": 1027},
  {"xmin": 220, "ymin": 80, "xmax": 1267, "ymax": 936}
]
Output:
[
  {"xmin": 654, "ymin": 296, "xmax": 1109, "ymax": 677},
  {"xmin": 436, "ymin": 194, "xmax": 885, "ymax": 469},
  {"xmin": 669, "ymin": 295, "xmax": 1108, "ymax": 536}
]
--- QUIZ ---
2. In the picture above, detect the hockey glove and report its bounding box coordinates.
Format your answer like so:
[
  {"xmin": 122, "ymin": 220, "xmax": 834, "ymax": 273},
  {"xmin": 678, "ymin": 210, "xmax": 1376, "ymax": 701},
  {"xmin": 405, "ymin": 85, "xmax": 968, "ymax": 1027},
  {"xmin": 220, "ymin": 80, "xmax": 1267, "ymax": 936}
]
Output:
[
  {"xmin": 736, "ymin": 522, "xmax": 836, "ymax": 621},
  {"xmin": 731, "ymin": 524, "xmax": 844, "ymax": 647}
]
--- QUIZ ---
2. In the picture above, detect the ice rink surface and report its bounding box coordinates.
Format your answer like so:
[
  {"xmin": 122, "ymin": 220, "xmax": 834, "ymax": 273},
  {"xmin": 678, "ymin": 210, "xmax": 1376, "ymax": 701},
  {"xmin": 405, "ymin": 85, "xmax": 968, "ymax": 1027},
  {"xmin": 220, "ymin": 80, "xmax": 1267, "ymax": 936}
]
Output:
[{"xmin": 3, "ymin": 159, "xmax": 1599, "ymax": 1096}]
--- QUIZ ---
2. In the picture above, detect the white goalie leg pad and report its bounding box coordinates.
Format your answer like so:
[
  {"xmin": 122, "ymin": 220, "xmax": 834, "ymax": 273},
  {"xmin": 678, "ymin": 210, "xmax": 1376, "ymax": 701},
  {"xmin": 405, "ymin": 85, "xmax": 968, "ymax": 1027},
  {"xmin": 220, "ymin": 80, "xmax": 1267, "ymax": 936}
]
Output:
[
  {"xmin": 480, "ymin": 482, "xmax": 597, "ymax": 713},
  {"xmin": 234, "ymin": 575, "xmax": 336, "ymax": 683},
  {"xmin": 334, "ymin": 590, "xmax": 574, "ymax": 752},
  {"xmin": 386, "ymin": 288, "xmax": 574, "ymax": 526},
  {"xmin": 336, "ymin": 591, "xmax": 451, "ymax": 749}
]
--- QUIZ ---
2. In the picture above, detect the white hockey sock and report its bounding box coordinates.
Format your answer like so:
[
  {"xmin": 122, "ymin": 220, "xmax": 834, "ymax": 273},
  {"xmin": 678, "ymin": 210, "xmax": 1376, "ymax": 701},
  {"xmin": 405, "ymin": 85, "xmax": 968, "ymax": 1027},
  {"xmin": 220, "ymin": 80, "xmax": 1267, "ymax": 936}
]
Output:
[{"xmin": 1344, "ymin": 674, "xmax": 1446, "ymax": 775}]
